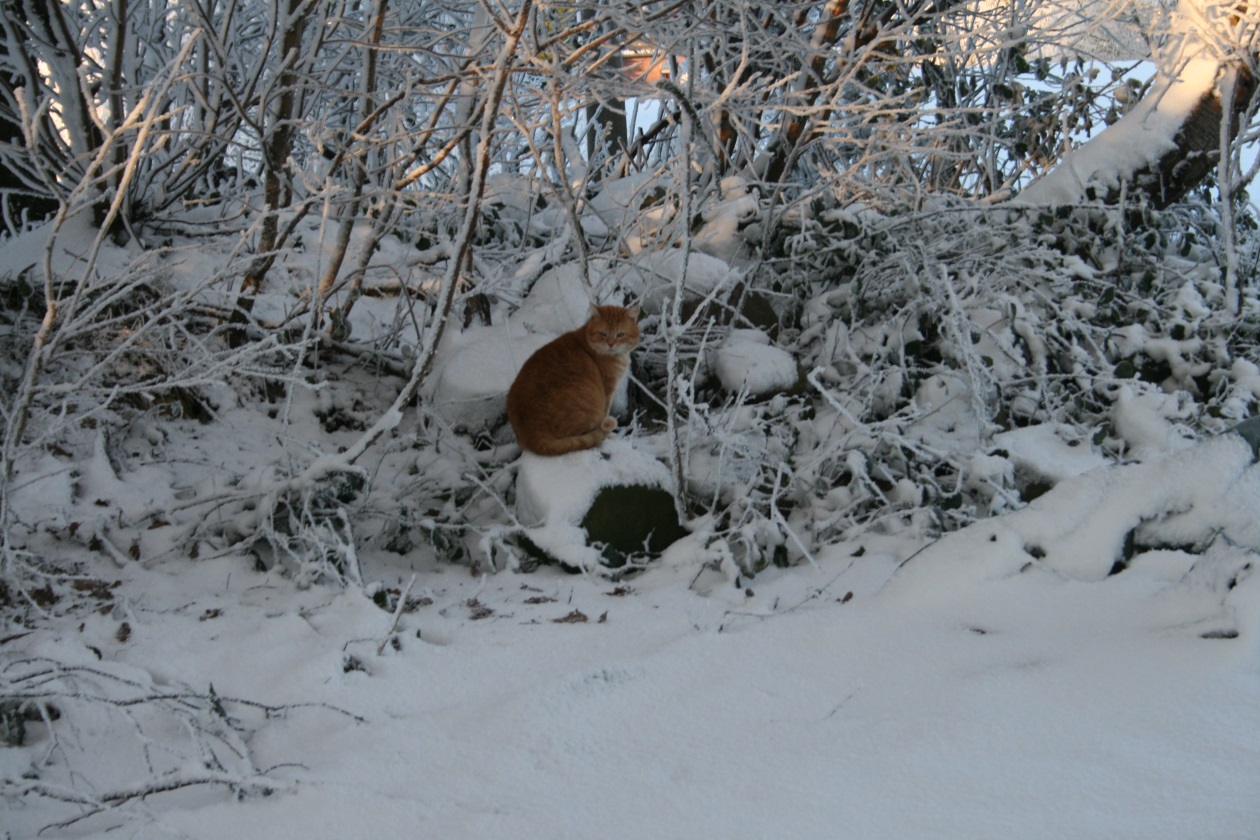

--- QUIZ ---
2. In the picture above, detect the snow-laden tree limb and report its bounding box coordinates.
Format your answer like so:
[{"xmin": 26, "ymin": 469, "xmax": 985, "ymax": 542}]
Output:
[{"xmin": 1017, "ymin": 0, "xmax": 1259, "ymax": 207}]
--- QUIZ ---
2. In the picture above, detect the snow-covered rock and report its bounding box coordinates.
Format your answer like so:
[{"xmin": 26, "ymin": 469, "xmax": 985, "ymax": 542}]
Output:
[
  {"xmin": 618, "ymin": 249, "xmax": 739, "ymax": 314},
  {"xmin": 1230, "ymin": 415, "xmax": 1260, "ymax": 460},
  {"xmin": 709, "ymin": 329, "xmax": 799, "ymax": 398},
  {"xmin": 428, "ymin": 326, "xmax": 550, "ymax": 433},
  {"xmin": 584, "ymin": 171, "xmax": 673, "ymax": 252},
  {"xmin": 514, "ymin": 438, "xmax": 684, "ymax": 570},
  {"xmin": 508, "ymin": 264, "xmax": 599, "ymax": 335}
]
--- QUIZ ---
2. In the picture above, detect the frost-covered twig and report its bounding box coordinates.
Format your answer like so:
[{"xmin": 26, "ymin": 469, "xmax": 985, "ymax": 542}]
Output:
[
  {"xmin": 3, "ymin": 659, "xmax": 364, "ymax": 722},
  {"xmin": 1, "ymin": 655, "xmax": 363, "ymax": 832},
  {"xmin": 377, "ymin": 573, "xmax": 417, "ymax": 655},
  {"xmin": 16, "ymin": 772, "xmax": 283, "ymax": 832}
]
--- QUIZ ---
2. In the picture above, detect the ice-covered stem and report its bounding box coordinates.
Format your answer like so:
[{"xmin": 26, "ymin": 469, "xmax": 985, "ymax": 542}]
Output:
[
  {"xmin": 663, "ymin": 45, "xmax": 699, "ymax": 522},
  {"xmin": 106, "ymin": 0, "xmax": 130, "ymax": 219},
  {"xmin": 313, "ymin": 0, "xmax": 392, "ymax": 340},
  {"xmin": 548, "ymin": 73, "xmax": 593, "ymax": 285},
  {"xmin": 377, "ymin": 573, "xmax": 417, "ymax": 655},
  {"xmin": 22, "ymin": 773, "xmax": 282, "ymax": 832},
  {"xmin": 332, "ymin": 0, "xmax": 536, "ymax": 470},
  {"xmin": 1218, "ymin": 69, "xmax": 1241, "ymax": 316}
]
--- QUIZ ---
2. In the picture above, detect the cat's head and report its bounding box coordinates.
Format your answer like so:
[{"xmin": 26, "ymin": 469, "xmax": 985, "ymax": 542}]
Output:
[{"xmin": 585, "ymin": 304, "xmax": 641, "ymax": 355}]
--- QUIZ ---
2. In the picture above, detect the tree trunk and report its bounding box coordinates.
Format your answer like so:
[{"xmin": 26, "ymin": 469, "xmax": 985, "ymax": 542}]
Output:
[
  {"xmin": 228, "ymin": 0, "xmax": 308, "ymax": 348},
  {"xmin": 583, "ymin": 7, "xmax": 627, "ymax": 177},
  {"xmin": 319, "ymin": 0, "xmax": 390, "ymax": 340},
  {"xmin": 1020, "ymin": 62, "xmax": 1256, "ymax": 209},
  {"xmin": 0, "ymin": 1, "xmax": 56, "ymax": 233}
]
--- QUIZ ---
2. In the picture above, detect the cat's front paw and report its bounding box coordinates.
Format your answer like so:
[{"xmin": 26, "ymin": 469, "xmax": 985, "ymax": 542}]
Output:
[{"xmin": 600, "ymin": 416, "xmax": 617, "ymax": 432}]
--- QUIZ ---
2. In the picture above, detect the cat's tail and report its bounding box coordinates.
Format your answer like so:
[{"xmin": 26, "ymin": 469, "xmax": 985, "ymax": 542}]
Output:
[{"xmin": 521, "ymin": 426, "xmax": 607, "ymax": 456}]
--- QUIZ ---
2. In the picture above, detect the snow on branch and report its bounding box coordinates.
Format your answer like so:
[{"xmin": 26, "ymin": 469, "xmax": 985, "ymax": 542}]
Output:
[{"xmin": 1017, "ymin": 0, "xmax": 1260, "ymax": 207}]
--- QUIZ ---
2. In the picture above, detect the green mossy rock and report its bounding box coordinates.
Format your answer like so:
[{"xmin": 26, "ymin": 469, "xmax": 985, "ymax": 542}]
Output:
[
  {"xmin": 581, "ymin": 484, "xmax": 687, "ymax": 568},
  {"xmin": 511, "ymin": 440, "xmax": 685, "ymax": 572}
]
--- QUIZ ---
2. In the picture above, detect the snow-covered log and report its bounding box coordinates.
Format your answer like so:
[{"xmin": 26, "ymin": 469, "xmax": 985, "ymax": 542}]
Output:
[{"xmin": 1018, "ymin": 1, "xmax": 1258, "ymax": 208}]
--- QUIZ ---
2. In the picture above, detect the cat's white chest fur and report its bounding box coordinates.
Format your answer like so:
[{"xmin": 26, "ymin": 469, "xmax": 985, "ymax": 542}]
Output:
[{"xmin": 610, "ymin": 361, "xmax": 631, "ymax": 415}]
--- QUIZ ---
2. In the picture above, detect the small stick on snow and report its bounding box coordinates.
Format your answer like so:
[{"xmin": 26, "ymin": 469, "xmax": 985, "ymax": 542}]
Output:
[
  {"xmin": 377, "ymin": 574, "xmax": 417, "ymax": 655},
  {"xmin": 94, "ymin": 527, "xmax": 135, "ymax": 568}
]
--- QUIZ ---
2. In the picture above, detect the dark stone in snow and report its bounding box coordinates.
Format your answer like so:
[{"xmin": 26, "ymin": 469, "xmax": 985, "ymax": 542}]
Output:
[
  {"xmin": 512, "ymin": 440, "xmax": 684, "ymax": 571},
  {"xmin": 1229, "ymin": 416, "xmax": 1260, "ymax": 461},
  {"xmin": 581, "ymin": 484, "xmax": 687, "ymax": 568}
]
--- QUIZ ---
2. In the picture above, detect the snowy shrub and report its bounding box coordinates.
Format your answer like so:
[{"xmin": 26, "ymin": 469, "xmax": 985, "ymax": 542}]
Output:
[
  {"xmin": 3, "ymin": 176, "xmax": 1257, "ymax": 591},
  {"xmin": 0, "ymin": 0, "xmax": 1256, "ymax": 594},
  {"xmin": 638, "ymin": 192, "xmax": 1260, "ymax": 560},
  {"xmin": 240, "ymin": 467, "xmax": 368, "ymax": 588}
]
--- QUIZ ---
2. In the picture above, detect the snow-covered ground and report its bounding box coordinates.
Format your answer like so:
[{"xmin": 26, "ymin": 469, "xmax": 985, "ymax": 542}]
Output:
[{"xmin": 4, "ymin": 413, "xmax": 1258, "ymax": 838}]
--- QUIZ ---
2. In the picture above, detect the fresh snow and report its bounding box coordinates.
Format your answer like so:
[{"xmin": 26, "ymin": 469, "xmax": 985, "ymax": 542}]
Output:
[
  {"xmin": 3, "ymin": 179, "xmax": 1259, "ymax": 840},
  {"xmin": 711, "ymin": 328, "xmax": 800, "ymax": 397},
  {"xmin": 4, "ymin": 428, "xmax": 1259, "ymax": 838}
]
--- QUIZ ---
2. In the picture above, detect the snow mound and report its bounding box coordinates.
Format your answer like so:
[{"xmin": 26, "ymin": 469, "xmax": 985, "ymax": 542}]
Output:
[
  {"xmin": 429, "ymin": 326, "xmax": 549, "ymax": 432},
  {"xmin": 514, "ymin": 438, "xmax": 676, "ymax": 570},
  {"xmin": 583, "ymin": 171, "xmax": 673, "ymax": 252},
  {"xmin": 993, "ymin": 424, "xmax": 1107, "ymax": 484},
  {"xmin": 508, "ymin": 264, "xmax": 598, "ymax": 335},
  {"xmin": 693, "ymin": 177, "xmax": 759, "ymax": 264},
  {"xmin": 710, "ymin": 329, "xmax": 798, "ymax": 397},
  {"xmin": 619, "ymin": 250, "xmax": 738, "ymax": 313},
  {"xmin": 881, "ymin": 432, "xmax": 1260, "ymax": 600},
  {"xmin": 1111, "ymin": 385, "xmax": 1196, "ymax": 456}
]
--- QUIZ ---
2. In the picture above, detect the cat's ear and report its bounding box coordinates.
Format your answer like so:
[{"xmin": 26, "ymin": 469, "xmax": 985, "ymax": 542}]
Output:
[{"xmin": 626, "ymin": 304, "xmax": 640, "ymax": 319}]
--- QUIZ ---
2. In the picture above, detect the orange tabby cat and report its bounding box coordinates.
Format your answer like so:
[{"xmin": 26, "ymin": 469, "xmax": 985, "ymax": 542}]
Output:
[{"xmin": 507, "ymin": 304, "xmax": 640, "ymax": 456}]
